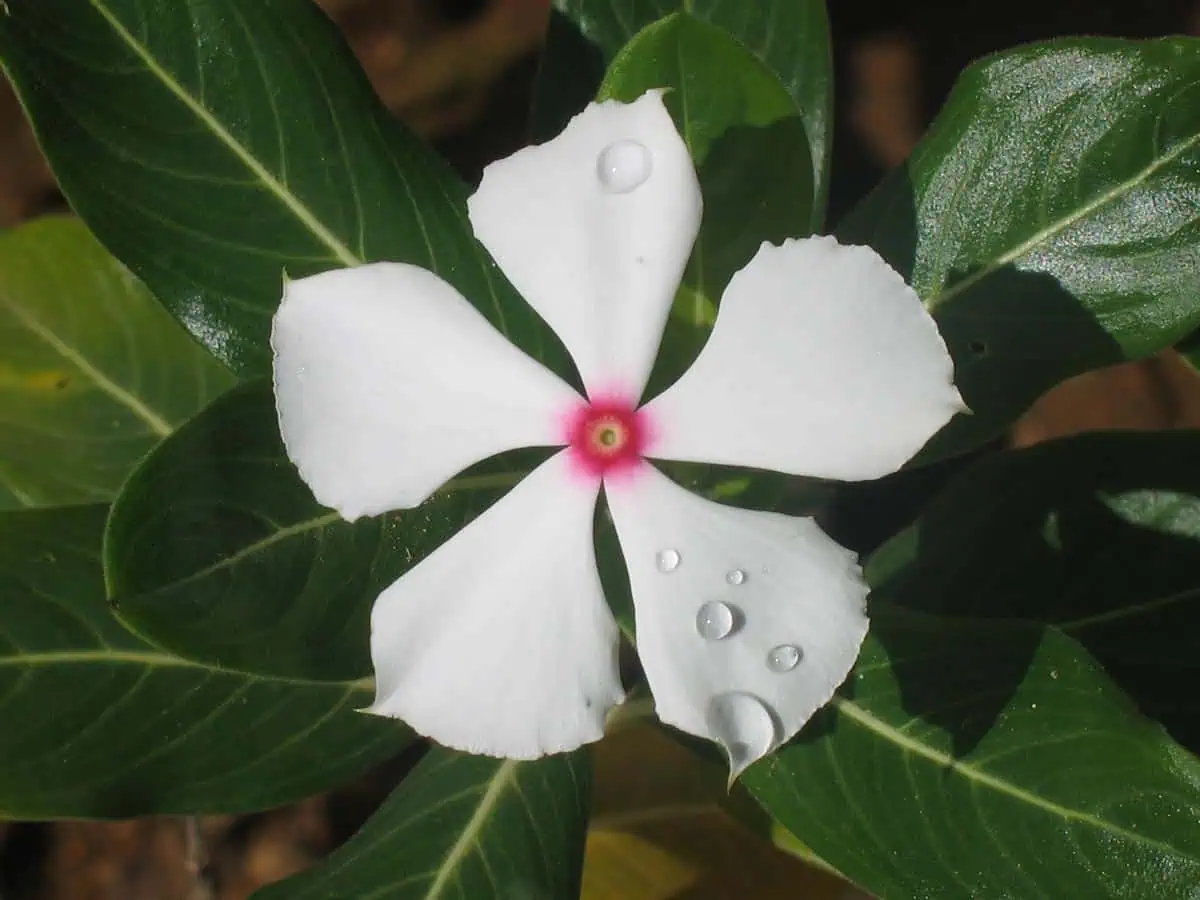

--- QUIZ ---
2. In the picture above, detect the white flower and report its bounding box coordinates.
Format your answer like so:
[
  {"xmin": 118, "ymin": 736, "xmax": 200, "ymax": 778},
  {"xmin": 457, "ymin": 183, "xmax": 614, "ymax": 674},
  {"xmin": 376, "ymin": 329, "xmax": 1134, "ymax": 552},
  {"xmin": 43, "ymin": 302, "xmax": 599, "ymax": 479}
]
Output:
[{"xmin": 271, "ymin": 91, "xmax": 964, "ymax": 777}]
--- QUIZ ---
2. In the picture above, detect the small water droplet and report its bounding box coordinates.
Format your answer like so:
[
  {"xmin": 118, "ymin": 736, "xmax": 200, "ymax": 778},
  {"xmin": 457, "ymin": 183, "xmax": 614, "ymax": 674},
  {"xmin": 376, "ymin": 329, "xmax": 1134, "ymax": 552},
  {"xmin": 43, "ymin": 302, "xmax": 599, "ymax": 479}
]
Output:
[
  {"xmin": 766, "ymin": 644, "xmax": 801, "ymax": 672},
  {"xmin": 1031, "ymin": 703, "xmax": 1038, "ymax": 710},
  {"xmin": 1049, "ymin": 669, "xmax": 1059, "ymax": 680},
  {"xmin": 596, "ymin": 140, "xmax": 652, "ymax": 193},
  {"xmin": 655, "ymin": 549, "xmax": 680, "ymax": 572},
  {"xmin": 760, "ymin": 564, "xmax": 770, "ymax": 576},
  {"xmin": 706, "ymin": 693, "xmax": 777, "ymax": 780},
  {"xmin": 725, "ymin": 568, "xmax": 746, "ymax": 586},
  {"xmin": 695, "ymin": 601, "xmax": 734, "ymax": 641}
]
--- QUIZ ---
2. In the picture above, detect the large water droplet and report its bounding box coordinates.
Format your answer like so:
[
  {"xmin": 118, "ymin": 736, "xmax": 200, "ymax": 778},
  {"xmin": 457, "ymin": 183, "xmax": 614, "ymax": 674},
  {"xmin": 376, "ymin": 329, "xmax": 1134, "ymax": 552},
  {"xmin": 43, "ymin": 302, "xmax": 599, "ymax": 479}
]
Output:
[
  {"xmin": 597, "ymin": 140, "xmax": 652, "ymax": 193},
  {"xmin": 695, "ymin": 601, "xmax": 734, "ymax": 641},
  {"xmin": 655, "ymin": 549, "xmax": 680, "ymax": 573},
  {"xmin": 725, "ymin": 568, "xmax": 746, "ymax": 586},
  {"xmin": 706, "ymin": 693, "xmax": 778, "ymax": 781},
  {"xmin": 766, "ymin": 644, "xmax": 802, "ymax": 673}
]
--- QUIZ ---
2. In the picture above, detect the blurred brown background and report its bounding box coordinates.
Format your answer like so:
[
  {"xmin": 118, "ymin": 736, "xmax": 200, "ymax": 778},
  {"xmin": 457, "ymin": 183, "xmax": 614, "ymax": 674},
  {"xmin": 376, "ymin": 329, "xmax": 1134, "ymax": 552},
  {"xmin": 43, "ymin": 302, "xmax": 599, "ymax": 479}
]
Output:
[{"xmin": 1, "ymin": 1, "xmax": 1199, "ymax": 898}]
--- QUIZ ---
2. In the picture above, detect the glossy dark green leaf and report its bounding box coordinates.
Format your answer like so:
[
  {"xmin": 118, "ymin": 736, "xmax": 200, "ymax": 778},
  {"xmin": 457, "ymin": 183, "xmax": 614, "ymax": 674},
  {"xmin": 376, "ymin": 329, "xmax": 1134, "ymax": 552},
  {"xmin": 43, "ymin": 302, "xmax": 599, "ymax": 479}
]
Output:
[
  {"xmin": 743, "ymin": 606, "xmax": 1200, "ymax": 900},
  {"xmin": 744, "ymin": 431, "xmax": 1200, "ymax": 897},
  {"xmin": 0, "ymin": 504, "xmax": 411, "ymax": 818},
  {"xmin": 867, "ymin": 430, "xmax": 1200, "ymax": 751},
  {"xmin": 104, "ymin": 380, "xmax": 530, "ymax": 680},
  {"xmin": 0, "ymin": 216, "xmax": 233, "ymax": 509},
  {"xmin": 0, "ymin": 0, "xmax": 568, "ymax": 379},
  {"xmin": 255, "ymin": 748, "xmax": 591, "ymax": 900},
  {"xmin": 598, "ymin": 14, "xmax": 812, "ymax": 296},
  {"xmin": 598, "ymin": 12, "xmax": 813, "ymax": 398},
  {"xmin": 539, "ymin": 0, "xmax": 833, "ymax": 229},
  {"xmin": 1179, "ymin": 328, "xmax": 1200, "ymax": 372},
  {"xmin": 839, "ymin": 38, "xmax": 1200, "ymax": 460}
]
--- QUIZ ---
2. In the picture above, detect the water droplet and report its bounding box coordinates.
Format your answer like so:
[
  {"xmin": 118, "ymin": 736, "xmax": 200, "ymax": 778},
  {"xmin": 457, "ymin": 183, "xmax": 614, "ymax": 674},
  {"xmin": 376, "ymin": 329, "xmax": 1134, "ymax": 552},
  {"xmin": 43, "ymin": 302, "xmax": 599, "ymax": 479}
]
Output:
[
  {"xmin": 1049, "ymin": 669, "xmax": 1059, "ymax": 680},
  {"xmin": 706, "ymin": 693, "xmax": 777, "ymax": 780},
  {"xmin": 725, "ymin": 568, "xmax": 746, "ymax": 586},
  {"xmin": 760, "ymin": 564, "xmax": 770, "ymax": 576},
  {"xmin": 695, "ymin": 601, "xmax": 734, "ymax": 641},
  {"xmin": 766, "ymin": 644, "xmax": 801, "ymax": 672},
  {"xmin": 596, "ymin": 140, "xmax": 652, "ymax": 193},
  {"xmin": 655, "ymin": 549, "xmax": 680, "ymax": 573}
]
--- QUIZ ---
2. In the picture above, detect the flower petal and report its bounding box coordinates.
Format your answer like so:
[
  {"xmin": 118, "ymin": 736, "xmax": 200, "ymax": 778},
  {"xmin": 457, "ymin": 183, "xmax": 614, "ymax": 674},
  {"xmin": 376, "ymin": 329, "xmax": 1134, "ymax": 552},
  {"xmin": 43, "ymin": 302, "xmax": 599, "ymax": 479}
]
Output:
[
  {"xmin": 606, "ymin": 465, "xmax": 868, "ymax": 779},
  {"xmin": 272, "ymin": 263, "xmax": 580, "ymax": 520},
  {"xmin": 367, "ymin": 450, "xmax": 624, "ymax": 758},
  {"xmin": 643, "ymin": 236, "xmax": 965, "ymax": 482},
  {"xmin": 468, "ymin": 91, "xmax": 702, "ymax": 401}
]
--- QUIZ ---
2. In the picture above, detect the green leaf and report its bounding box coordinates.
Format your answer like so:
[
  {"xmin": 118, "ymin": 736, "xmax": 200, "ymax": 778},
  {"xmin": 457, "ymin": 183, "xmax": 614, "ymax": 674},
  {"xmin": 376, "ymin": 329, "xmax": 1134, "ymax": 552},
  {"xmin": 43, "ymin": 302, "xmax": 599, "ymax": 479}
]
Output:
[
  {"xmin": 104, "ymin": 380, "xmax": 530, "ymax": 679},
  {"xmin": 539, "ymin": 0, "xmax": 833, "ymax": 230},
  {"xmin": 867, "ymin": 430, "xmax": 1200, "ymax": 750},
  {"xmin": 600, "ymin": 15, "xmax": 799, "ymax": 164},
  {"xmin": 254, "ymin": 748, "xmax": 591, "ymax": 900},
  {"xmin": 597, "ymin": 12, "xmax": 813, "ymax": 396},
  {"xmin": 743, "ymin": 607, "xmax": 1200, "ymax": 900},
  {"xmin": 0, "ymin": 0, "xmax": 568, "ymax": 379},
  {"xmin": 839, "ymin": 38, "xmax": 1200, "ymax": 460},
  {"xmin": 1179, "ymin": 328, "xmax": 1200, "ymax": 372},
  {"xmin": 745, "ymin": 431, "xmax": 1200, "ymax": 897},
  {"xmin": 0, "ymin": 216, "xmax": 233, "ymax": 510},
  {"xmin": 0, "ymin": 504, "xmax": 411, "ymax": 818}
]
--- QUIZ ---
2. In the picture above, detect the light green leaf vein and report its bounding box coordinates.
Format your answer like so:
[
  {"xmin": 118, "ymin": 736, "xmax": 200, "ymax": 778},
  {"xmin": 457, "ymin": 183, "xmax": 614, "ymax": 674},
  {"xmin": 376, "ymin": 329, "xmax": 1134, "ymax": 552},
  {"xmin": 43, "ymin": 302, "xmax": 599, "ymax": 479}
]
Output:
[
  {"xmin": 827, "ymin": 695, "xmax": 1198, "ymax": 863},
  {"xmin": 0, "ymin": 647, "xmax": 373, "ymax": 692},
  {"xmin": 86, "ymin": 0, "xmax": 361, "ymax": 268},
  {"xmin": 424, "ymin": 759, "xmax": 519, "ymax": 900},
  {"xmin": 1, "ymin": 292, "xmax": 173, "ymax": 437},
  {"xmin": 930, "ymin": 128, "xmax": 1200, "ymax": 310}
]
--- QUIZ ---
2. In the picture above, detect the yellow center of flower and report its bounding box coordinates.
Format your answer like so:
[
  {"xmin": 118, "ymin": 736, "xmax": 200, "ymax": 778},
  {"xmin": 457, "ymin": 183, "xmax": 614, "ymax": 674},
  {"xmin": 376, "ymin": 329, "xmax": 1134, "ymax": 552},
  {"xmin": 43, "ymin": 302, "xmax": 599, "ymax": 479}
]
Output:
[{"xmin": 589, "ymin": 418, "xmax": 627, "ymax": 454}]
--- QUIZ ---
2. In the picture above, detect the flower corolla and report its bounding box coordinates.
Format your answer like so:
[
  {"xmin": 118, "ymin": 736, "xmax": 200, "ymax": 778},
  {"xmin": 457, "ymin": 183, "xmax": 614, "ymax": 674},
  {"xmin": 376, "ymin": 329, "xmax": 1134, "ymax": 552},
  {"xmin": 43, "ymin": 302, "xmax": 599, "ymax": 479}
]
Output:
[{"xmin": 271, "ymin": 91, "xmax": 964, "ymax": 776}]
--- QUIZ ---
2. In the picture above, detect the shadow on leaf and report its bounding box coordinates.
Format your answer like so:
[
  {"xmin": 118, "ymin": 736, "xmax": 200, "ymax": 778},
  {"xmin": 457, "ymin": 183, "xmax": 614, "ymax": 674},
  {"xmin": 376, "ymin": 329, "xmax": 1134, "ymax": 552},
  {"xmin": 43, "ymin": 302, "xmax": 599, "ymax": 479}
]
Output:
[
  {"xmin": 869, "ymin": 430, "xmax": 1200, "ymax": 753},
  {"xmin": 837, "ymin": 165, "xmax": 1127, "ymax": 462}
]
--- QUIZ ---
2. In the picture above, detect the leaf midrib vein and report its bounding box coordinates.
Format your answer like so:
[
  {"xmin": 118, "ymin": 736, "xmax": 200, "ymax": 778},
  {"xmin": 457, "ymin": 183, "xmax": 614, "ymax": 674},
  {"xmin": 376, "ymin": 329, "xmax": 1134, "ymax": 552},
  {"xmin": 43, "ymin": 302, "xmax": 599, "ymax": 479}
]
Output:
[
  {"xmin": 1058, "ymin": 586, "xmax": 1199, "ymax": 631},
  {"xmin": 0, "ymin": 460, "xmax": 37, "ymax": 506},
  {"xmin": 829, "ymin": 696, "xmax": 1199, "ymax": 863},
  {"xmin": 0, "ymin": 647, "xmax": 373, "ymax": 690},
  {"xmin": 85, "ymin": 0, "xmax": 361, "ymax": 268},
  {"xmin": 119, "ymin": 469, "xmax": 524, "ymax": 598},
  {"xmin": 929, "ymin": 128, "xmax": 1200, "ymax": 310},
  {"xmin": 0, "ymin": 293, "xmax": 173, "ymax": 437},
  {"xmin": 422, "ymin": 759, "xmax": 519, "ymax": 900}
]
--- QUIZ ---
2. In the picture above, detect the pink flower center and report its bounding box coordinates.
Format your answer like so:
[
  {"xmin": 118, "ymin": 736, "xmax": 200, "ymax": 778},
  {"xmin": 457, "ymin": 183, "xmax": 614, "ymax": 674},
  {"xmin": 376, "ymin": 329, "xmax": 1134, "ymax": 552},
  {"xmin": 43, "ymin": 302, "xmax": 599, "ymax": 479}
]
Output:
[{"xmin": 564, "ymin": 397, "xmax": 648, "ymax": 479}]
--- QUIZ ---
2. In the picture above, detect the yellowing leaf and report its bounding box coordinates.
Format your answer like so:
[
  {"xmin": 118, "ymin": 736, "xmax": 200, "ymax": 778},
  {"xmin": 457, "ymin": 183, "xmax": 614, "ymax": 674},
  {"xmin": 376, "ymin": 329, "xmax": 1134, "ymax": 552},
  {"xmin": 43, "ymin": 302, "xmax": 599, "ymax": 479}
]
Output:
[
  {"xmin": 582, "ymin": 831, "xmax": 697, "ymax": 899},
  {"xmin": 0, "ymin": 216, "xmax": 233, "ymax": 508},
  {"xmin": 583, "ymin": 725, "xmax": 854, "ymax": 899}
]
